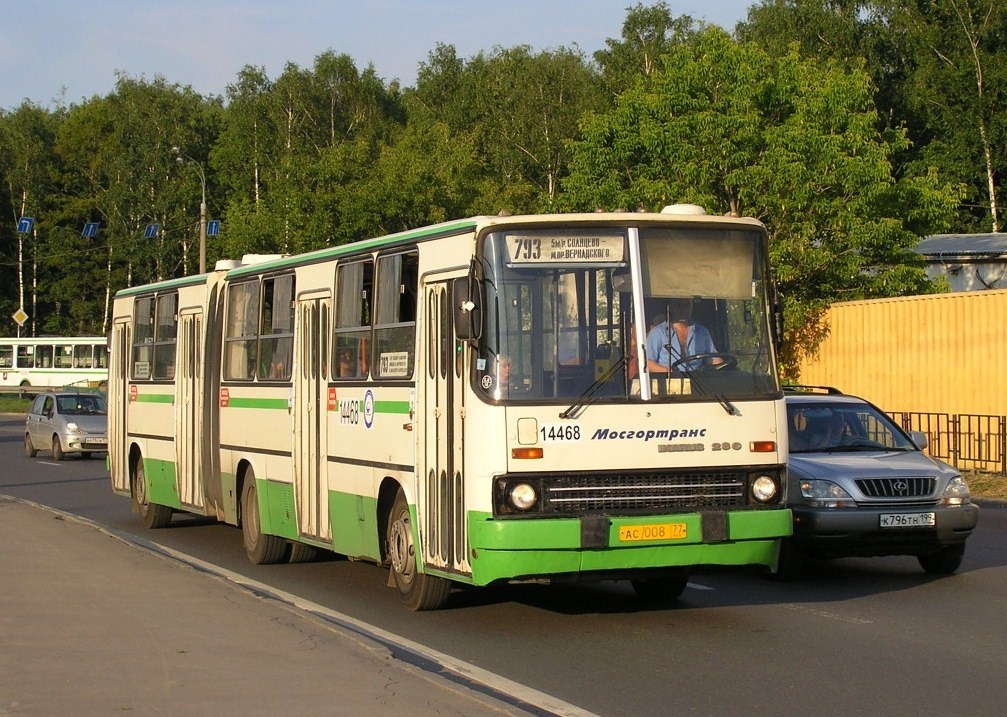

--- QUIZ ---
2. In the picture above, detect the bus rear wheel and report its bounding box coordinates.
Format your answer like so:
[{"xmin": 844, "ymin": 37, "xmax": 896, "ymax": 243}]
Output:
[
  {"xmin": 240, "ymin": 469, "xmax": 287, "ymax": 565},
  {"xmin": 386, "ymin": 489, "xmax": 450, "ymax": 611},
  {"xmin": 133, "ymin": 457, "xmax": 172, "ymax": 529}
]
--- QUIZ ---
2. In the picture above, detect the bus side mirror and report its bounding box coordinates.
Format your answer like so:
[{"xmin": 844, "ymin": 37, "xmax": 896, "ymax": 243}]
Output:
[
  {"xmin": 771, "ymin": 282, "xmax": 785, "ymax": 350},
  {"xmin": 453, "ymin": 276, "xmax": 482, "ymax": 341}
]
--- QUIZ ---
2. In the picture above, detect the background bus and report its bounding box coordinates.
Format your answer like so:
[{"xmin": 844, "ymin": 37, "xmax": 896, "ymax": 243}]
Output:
[
  {"xmin": 108, "ymin": 206, "xmax": 790, "ymax": 610},
  {"xmin": 0, "ymin": 336, "xmax": 109, "ymax": 390}
]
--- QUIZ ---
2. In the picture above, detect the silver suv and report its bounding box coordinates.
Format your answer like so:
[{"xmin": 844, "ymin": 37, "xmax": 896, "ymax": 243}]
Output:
[
  {"xmin": 24, "ymin": 390, "xmax": 108, "ymax": 460},
  {"xmin": 781, "ymin": 387, "xmax": 979, "ymax": 577}
]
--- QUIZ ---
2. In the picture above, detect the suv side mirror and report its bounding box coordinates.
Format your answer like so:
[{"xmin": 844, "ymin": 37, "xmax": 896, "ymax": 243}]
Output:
[{"xmin": 909, "ymin": 430, "xmax": 928, "ymax": 450}]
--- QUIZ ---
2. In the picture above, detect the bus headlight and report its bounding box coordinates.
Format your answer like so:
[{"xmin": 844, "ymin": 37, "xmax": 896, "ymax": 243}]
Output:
[
  {"xmin": 508, "ymin": 482, "xmax": 539, "ymax": 511},
  {"xmin": 751, "ymin": 474, "xmax": 778, "ymax": 503}
]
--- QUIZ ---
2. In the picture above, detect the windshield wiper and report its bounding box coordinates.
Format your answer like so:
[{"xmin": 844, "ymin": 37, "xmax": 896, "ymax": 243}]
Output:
[
  {"xmin": 665, "ymin": 359, "xmax": 738, "ymax": 416},
  {"xmin": 559, "ymin": 354, "xmax": 628, "ymax": 420}
]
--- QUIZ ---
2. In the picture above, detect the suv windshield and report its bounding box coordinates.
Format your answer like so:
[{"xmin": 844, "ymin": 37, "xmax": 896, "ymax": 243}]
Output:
[
  {"xmin": 788, "ymin": 401, "xmax": 916, "ymax": 453},
  {"xmin": 474, "ymin": 224, "xmax": 779, "ymax": 404}
]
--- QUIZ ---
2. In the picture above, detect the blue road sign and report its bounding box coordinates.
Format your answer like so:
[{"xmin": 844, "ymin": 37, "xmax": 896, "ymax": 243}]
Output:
[
  {"xmin": 207, "ymin": 220, "xmax": 221, "ymax": 236},
  {"xmin": 17, "ymin": 217, "xmax": 34, "ymax": 234},
  {"xmin": 82, "ymin": 222, "xmax": 100, "ymax": 238},
  {"xmin": 144, "ymin": 223, "xmax": 159, "ymax": 239}
]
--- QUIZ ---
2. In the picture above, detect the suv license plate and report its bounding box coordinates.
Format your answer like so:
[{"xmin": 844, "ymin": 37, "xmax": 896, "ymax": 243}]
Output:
[{"xmin": 880, "ymin": 512, "xmax": 935, "ymax": 528}]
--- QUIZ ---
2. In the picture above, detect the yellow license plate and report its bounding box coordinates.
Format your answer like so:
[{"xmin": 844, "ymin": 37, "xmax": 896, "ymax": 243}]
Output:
[{"xmin": 618, "ymin": 523, "xmax": 687, "ymax": 542}]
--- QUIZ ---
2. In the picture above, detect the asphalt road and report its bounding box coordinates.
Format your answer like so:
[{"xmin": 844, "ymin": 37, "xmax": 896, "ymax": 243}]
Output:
[{"xmin": 2, "ymin": 413, "xmax": 1006, "ymax": 716}]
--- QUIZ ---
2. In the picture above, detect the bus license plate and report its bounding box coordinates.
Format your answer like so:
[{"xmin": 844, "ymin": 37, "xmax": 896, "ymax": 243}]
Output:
[
  {"xmin": 879, "ymin": 512, "xmax": 935, "ymax": 528},
  {"xmin": 618, "ymin": 523, "xmax": 687, "ymax": 542}
]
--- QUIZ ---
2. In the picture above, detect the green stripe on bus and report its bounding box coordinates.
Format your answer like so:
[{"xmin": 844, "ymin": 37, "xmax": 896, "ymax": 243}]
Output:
[
  {"xmin": 374, "ymin": 400, "xmax": 410, "ymax": 414},
  {"xmin": 226, "ymin": 397, "xmax": 289, "ymax": 410},
  {"xmin": 134, "ymin": 393, "xmax": 174, "ymax": 404}
]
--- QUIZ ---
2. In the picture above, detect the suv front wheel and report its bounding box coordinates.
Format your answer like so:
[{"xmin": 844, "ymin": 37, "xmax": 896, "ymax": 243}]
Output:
[{"xmin": 918, "ymin": 544, "xmax": 965, "ymax": 574}]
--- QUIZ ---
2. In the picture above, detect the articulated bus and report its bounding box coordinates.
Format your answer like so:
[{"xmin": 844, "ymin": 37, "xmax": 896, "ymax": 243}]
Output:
[
  {"xmin": 108, "ymin": 206, "xmax": 791, "ymax": 610},
  {"xmin": 0, "ymin": 336, "xmax": 109, "ymax": 389}
]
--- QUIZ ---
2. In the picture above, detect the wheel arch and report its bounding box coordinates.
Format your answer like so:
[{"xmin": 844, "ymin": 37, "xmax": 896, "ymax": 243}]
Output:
[
  {"xmin": 234, "ymin": 458, "xmax": 256, "ymax": 525},
  {"xmin": 377, "ymin": 476, "xmax": 406, "ymax": 563},
  {"xmin": 127, "ymin": 443, "xmax": 144, "ymax": 497}
]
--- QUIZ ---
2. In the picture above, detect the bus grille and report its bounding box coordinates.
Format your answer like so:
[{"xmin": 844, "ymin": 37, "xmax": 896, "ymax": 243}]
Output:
[
  {"xmin": 541, "ymin": 471, "xmax": 747, "ymax": 515},
  {"xmin": 855, "ymin": 476, "xmax": 936, "ymax": 499}
]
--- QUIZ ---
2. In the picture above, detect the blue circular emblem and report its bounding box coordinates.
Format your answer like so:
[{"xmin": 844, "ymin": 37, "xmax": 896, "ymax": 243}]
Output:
[{"xmin": 363, "ymin": 390, "xmax": 375, "ymax": 428}]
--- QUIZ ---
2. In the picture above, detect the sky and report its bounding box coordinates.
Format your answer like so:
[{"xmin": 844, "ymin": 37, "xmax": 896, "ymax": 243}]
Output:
[{"xmin": 1, "ymin": 1, "xmax": 755, "ymax": 111}]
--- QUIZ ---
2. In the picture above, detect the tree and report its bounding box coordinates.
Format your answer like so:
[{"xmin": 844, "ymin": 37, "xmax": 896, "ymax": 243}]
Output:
[
  {"xmin": 54, "ymin": 75, "xmax": 222, "ymax": 331},
  {"xmin": 740, "ymin": 0, "xmax": 1007, "ymax": 233},
  {"xmin": 411, "ymin": 43, "xmax": 604, "ymax": 213},
  {"xmin": 561, "ymin": 28, "xmax": 960, "ymax": 375},
  {"xmin": 594, "ymin": 1, "xmax": 700, "ymax": 92},
  {"xmin": 883, "ymin": 0, "xmax": 1007, "ymax": 233},
  {"xmin": 216, "ymin": 55, "xmax": 405, "ymax": 255},
  {"xmin": 0, "ymin": 102, "xmax": 62, "ymax": 335}
]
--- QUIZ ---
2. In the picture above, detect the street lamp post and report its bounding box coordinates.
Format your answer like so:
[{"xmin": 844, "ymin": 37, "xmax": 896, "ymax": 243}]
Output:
[{"xmin": 172, "ymin": 146, "xmax": 207, "ymax": 274}]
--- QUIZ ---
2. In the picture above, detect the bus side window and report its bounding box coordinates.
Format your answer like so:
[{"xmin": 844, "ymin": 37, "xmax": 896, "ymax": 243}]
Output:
[
  {"xmin": 332, "ymin": 259, "xmax": 373, "ymax": 379},
  {"xmin": 259, "ymin": 274, "xmax": 295, "ymax": 381},
  {"xmin": 223, "ymin": 280, "xmax": 260, "ymax": 381},
  {"xmin": 153, "ymin": 293, "xmax": 178, "ymax": 380},
  {"xmin": 373, "ymin": 251, "xmax": 418, "ymax": 379},
  {"xmin": 74, "ymin": 345, "xmax": 93, "ymax": 369},
  {"xmin": 132, "ymin": 296, "xmax": 155, "ymax": 380}
]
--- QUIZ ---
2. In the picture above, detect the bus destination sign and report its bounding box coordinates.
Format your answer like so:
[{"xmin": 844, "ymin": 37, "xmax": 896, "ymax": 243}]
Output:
[{"xmin": 506, "ymin": 233, "xmax": 625, "ymax": 265}]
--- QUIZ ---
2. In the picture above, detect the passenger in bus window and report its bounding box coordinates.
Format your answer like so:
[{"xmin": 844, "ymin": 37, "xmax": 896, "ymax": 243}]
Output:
[
  {"xmin": 337, "ymin": 348, "xmax": 352, "ymax": 376},
  {"xmin": 339, "ymin": 337, "xmax": 368, "ymax": 377}
]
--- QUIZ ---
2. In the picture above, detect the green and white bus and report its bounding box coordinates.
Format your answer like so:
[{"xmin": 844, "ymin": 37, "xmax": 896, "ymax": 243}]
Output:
[
  {"xmin": 0, "ymin": 336, "xmax": 109, "ymax": 390},
  {"xmin": 108, "ymin": 206, "xmax": 791, "ymax": 610}
]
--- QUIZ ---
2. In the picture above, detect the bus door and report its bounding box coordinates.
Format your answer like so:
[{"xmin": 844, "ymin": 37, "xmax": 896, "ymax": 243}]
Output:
[
  {"xmin": 294, "ymin": 293, "xmax": 331, "ymax": 543},
  {"xmin": 110, "ymin": 318, "xmax": 130, "ymax": 494},
  {"xmin": 420, "ymin": 280, "xmax": 470, "ymax": 576},
  {"xmin": 176, "ymin": 309, "xmax": 204, "ymax": 509}
]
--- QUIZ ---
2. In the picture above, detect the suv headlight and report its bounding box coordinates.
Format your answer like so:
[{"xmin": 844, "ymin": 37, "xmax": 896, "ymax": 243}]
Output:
[
  {"xmin": 800, "ymin": 479, "xmax": 857, "ymax": 508},
  {"xmin": 939, "ymin": 475, "xmax": 971, "ymax": 506}
]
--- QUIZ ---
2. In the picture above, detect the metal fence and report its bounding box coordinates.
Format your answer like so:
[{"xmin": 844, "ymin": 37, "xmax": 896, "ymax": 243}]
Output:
[{"xmin": 889, "ymin": 411, "xmax": 1007, "ymax": 474}]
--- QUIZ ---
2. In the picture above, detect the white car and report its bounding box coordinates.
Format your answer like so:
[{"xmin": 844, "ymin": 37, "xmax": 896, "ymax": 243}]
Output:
[
  {"xmin": 780, "ymin": 387, "xmax": 979, "ymax": 577},
  {"xmin": 24, "ymin": 390, "xmax": 108, "ymax": 460}
]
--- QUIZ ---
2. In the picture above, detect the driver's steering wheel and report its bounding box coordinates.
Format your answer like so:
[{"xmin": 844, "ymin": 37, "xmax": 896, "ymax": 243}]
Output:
[{"xmin": 670, "ymin": 352, "xmax": 739, "ymax": 372}]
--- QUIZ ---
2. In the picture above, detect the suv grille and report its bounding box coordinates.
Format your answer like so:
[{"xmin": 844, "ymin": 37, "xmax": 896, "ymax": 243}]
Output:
[
  {"xmin": 855, "ymin": 476, "xmax": 936, "ymax": 499},
  {"xmin": 543, "ymin": 471, "xmax": 747, "ymax": 514}
]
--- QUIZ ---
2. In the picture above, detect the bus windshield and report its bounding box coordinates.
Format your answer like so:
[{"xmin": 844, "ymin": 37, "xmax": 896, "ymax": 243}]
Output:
[{"xmin": 476, "ymin": 224, "xmax": 779, "ymax": 403}]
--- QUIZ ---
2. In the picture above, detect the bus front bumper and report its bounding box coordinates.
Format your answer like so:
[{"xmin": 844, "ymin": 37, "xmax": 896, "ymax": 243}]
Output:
[{"xmin": 465, "ymin": 508, "xmax": 792, "ymax": 586}]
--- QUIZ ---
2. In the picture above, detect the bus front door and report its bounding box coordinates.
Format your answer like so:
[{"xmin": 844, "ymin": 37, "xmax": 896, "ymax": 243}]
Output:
[
  {"xmin": 420, "ymin": 280, "xmax": 470, "ymax": 576},
  {"xmin": 294, "ymin": 295, "xmax": 331, "ymax": 544}
]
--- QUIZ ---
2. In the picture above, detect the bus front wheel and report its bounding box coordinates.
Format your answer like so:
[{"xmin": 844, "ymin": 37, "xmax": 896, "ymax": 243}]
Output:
[
  {"xmin": 386, "ymin": 490, "xmax": 451, "ymax": 611},
  {"xmin": 240, "ymin": 469, "xmax": 287, "ymax": 565},
  {"xmin": 631, "ymin": 568, "xmax": 690, "ymax": 603},
  {"xmin": 133, "ymin": 457, "xmax": 172, "ymax": 529}
]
